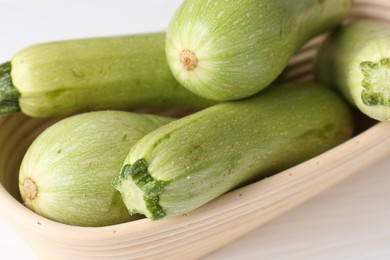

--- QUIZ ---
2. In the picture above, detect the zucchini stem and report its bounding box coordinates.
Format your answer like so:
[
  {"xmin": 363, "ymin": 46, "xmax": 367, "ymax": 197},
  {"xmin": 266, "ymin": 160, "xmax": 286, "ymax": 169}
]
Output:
[
  {"xmin": 113, "ymin": 159, "xmax": 168, "ymax": 220},
  {"xmin": 360, "ymin": 58, "xmax": 390, "ymax": 106},
  {"xmin": 0, "ymin": 62, "xmax": 21, "ymax": 114}
]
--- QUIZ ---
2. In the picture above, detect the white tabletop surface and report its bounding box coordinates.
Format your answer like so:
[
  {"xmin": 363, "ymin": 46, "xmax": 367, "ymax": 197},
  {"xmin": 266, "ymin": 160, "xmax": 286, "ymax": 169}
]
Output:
[{"xmin": 1, "ymin": 1, "xmax": 390, "ymax": 259}]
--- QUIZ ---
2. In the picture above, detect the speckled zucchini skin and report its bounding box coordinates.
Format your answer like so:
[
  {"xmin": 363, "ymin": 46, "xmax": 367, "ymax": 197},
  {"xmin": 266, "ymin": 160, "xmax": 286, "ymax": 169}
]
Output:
[
  {"xmin": 166, "ymin": 0, "xmax": 352, "ymax": 101},
  {"xmin": 19, "ymin": 111, "xmax": 173, "ymax": 226},
  {"xmin": 113, "ymin": 83, "xmax": 353, "ymax": 220},
  {"xmin": 1, "ymin": 33, "xmax": 215, "ymax": 117}
]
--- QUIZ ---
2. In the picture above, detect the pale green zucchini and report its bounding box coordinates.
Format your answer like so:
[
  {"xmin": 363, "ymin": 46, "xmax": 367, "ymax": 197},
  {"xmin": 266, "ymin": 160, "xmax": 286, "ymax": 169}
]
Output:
[
  {"xmin": 0, "ymin": 33, "xmax": 215, "ymax": 117},
  {"xmin": 113, "ymin": 83, "xmax": 354, "ymax": 220},
  {"xmin": 166, "ymin": 0, "xmax": 353, "ymax": 101},
  {"xmin": 19, "ymin": 111, "xmax": 173, "ymax": 227},
  {"xmin": 315, "ymin": 21, "xmax": 390, "ymax": 121}
]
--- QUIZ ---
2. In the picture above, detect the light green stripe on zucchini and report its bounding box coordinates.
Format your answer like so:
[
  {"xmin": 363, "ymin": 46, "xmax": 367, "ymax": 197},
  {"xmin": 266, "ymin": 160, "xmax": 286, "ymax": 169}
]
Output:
[
  {"xmin": 315, "ymin": 21, "xmax": 390, "ymax": 121},
  {"xmin": 0, "ymin": 33, "xmax": 215, "ymax": 117},
  {"xmin": 113, "ymin": 82, "xmax": 354, "ymax": 220}
]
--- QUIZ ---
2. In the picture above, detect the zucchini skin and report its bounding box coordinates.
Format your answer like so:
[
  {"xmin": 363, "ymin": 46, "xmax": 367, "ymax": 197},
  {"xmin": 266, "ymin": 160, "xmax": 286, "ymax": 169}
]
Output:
[
  {"xmin": 315, "ymin": 21, "xmax": 390, "ymax": 121},
  {"xmin": 6, "ymin": 33, "xmax": 215, "ymax": 117},
  {"xmin": 166, "ymin": 0, "xmax": 352, "ymax": 101},
  {"xmin": 0, "ymin": 62, "xmax": 20, "ymax": 114},
  {"xmin": 113, "ymin": 83, "xmax": 354, "ymax": 220},
  {"xmin": 19, "ymin": 111, "xmax": 173, "ymax": 227}
]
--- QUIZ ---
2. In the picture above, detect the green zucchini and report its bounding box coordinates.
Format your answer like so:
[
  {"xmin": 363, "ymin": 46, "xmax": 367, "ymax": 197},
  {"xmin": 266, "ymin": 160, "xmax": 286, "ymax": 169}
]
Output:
[
  {"xmin": 166, "ymin": 0, "xmax": 352, "ymax": 101},
  {"xmin": 0, "ymin": 33, "xmax": 215, "ymax": 117},
  {"xmin": 112, "ymin": 82, "xmax": 353, "ymax": 220},
  {"xmin": 315, "ymin": 21, "xmax": 390, "ymax": 121},
  {"xmin": 19, "ymin": 111, "xmax": 173, "ymax": 227}
]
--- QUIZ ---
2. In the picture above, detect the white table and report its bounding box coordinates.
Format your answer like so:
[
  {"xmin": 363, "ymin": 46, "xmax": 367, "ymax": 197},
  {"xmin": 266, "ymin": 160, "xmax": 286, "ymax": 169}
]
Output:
[{"xmin": 1, "ymin": 1, "xmax": 389, "ymax": 259}]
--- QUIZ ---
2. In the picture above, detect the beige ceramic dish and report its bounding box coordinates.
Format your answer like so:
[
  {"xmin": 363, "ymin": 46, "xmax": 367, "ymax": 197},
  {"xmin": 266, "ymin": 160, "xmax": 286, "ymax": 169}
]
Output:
[{"xmin": 1, "ymin": 0, "xmax": 390, "ymax": 259}]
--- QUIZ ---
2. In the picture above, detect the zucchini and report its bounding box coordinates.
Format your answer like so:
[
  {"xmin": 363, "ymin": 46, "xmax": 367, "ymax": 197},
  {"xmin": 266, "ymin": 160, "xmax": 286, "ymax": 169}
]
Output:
[
  {"xmin": 0, "ymin": 33, "xmax": 215, "ymax": 117},
  {"xmin": 19, "ymin": 111, "xmax": 173, "ymax": 227},
  {"xmin": 112, "ymin": 83, "xmax": 353, "ymax": 220},
  {"xmin": 166, "ymin": 0, "xmax": 352, "ymax": 101},
  {"xmin": 315, "ymin": 21, "xmax": 390, "ymax": 121}
]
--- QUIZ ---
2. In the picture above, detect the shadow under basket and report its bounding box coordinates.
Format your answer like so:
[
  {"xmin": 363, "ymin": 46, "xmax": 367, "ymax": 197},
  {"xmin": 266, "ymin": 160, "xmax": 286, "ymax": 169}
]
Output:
[{"xmin": 1, "ymin": 1, "xmax": 390, "ymax": 259}]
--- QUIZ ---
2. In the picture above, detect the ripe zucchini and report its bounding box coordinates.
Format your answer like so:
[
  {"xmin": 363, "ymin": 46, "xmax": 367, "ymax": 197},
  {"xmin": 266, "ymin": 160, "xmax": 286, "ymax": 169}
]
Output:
[
  {"xmin": 315, "ymin": 21, "xmax": 390, "ymax": 121},
  {"xmin": 113, "ymin": 83, "xmax": 354, "ymax": 220},
  {"xmin": 0, "ymin": 33, "xmax": 215, "ymax": 117},
  {"xmin": 19, "ymin": 111, "xmax": 173, "ymax": 227},
  {"xmin": 166, "ymin": 0, "xmax": 353, "ymax": 101}
]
